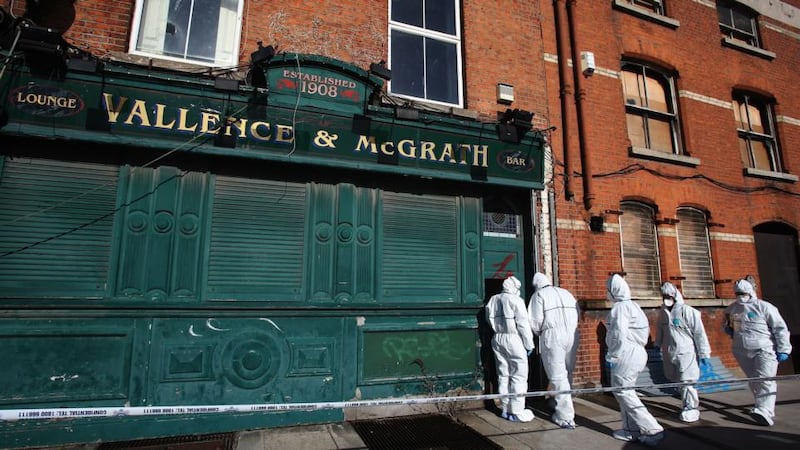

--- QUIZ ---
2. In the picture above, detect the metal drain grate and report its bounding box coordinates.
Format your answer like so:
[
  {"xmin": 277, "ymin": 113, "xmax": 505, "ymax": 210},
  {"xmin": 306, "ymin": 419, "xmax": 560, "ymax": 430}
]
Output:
[
  {"xmin": 97, "ymin": 432, "xmax": 235, "ymax": 450},
  {"xmin": 351, "ymin": 413, "xmax": 501, "ymax": 450}
]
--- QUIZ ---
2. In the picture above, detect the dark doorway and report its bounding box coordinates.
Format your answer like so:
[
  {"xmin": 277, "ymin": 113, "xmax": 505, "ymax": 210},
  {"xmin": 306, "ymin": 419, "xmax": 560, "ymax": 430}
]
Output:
[{"xmin": 754, "ymin": 222, "xmax": 800, "ymax": 374}]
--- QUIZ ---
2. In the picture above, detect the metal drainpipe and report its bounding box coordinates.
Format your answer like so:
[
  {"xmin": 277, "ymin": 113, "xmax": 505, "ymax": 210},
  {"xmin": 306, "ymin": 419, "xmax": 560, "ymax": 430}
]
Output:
[
  {"xmin": 566, "ymin": 0, "xmax": 595, "ymax": 211},
  {"xmin": 554, "ymin": 0, "xmax": 575, "ymax": 201}
]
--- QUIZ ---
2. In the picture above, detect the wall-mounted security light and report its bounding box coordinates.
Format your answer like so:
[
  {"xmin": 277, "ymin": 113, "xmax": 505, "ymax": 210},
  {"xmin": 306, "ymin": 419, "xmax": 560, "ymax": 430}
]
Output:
[
  {"xmin": 496, "ymin": 108, "xmax": 534, "ymax": 144},
  {"xmin": 370, "ymin": 60, "xmax": 392, "ymax": 81},
  {"xmin": 497, "ymin": 83, "xmax": 514, "ymax": 104},
  {"xmin": 251, "ymin": 41, "xmax": 275, "ymax": 65}
]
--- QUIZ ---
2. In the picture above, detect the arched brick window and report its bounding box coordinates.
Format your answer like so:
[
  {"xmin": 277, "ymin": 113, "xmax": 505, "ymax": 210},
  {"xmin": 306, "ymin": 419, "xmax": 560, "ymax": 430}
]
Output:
[
  {"xmin": 676, "ymin": 207, "xmax": 715, "ymax": 298},
  {"xmin": 620, "ymin": 202, "xmax": 661, "ymax": 297}
]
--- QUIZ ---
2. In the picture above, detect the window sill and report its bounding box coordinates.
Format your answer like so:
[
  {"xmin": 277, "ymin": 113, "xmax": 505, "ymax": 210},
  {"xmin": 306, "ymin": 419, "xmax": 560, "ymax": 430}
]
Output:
[
  {"xmin": 744, "ymin": 167, "xmax": 798, "ymax": 182},
  {"xmin": 612, "ymin": 0, "xmax": 680, "ymax": 29},
  {"xmin": 721, "ymin": 37, "xmax": 776, "ymax": 60},
  {"xmin": 581, "ymin": 298, "xmax": 733, "ymax": 310},
  {"xmin": 630, "ymin": 146, "xmax": 700, "ymax": 167},
  {"xmin": 111, "ymin": 51, "xmax": 216, "ymax": 72}
]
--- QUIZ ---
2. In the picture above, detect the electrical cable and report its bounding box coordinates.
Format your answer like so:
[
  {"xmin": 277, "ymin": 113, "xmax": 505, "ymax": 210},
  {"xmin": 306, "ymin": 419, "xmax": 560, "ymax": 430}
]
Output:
[{"xmin": 0, "ymin": 99, "xmax": 255, "ymax": 258}]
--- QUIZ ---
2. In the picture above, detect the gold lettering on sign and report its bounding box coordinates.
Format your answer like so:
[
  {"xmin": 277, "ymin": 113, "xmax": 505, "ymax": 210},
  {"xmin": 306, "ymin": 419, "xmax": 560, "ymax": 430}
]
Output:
[
  {"xmin": 354, "ymin": 135, "xmax": 489, "ymax": 168},
  {"xmin": 15, "ymin": 92, "xmax": 79, "ymax": 109}
]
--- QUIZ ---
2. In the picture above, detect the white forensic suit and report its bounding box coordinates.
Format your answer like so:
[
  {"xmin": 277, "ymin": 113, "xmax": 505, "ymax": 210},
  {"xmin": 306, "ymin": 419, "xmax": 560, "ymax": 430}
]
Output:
[
  {"xmin": 605, "ymin": 274, "xmax": 664, "ymax": 446},
  {"xmin": 724, "ymin": 279, "xmax": 792, "ymax": 426},
  {"xmin": 655, "ymin": 282, "xmax": 711, "ymax": 423},
  {"xmin": 486, "ymin": 276, "xmax": 535, "ymax": 422},
  {"xmin": 528, "ymin": 272, "xmax": 580, "ymax": 429}
]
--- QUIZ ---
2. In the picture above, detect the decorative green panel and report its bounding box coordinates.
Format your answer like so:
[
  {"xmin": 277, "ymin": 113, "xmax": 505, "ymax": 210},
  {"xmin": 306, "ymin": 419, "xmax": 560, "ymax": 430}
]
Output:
[
  {"xmin": 460, "ymin": 197, "xmax": 483, "ymax": 304},
  {"xmin": 309, "ymin": 183, "xmax": 336, "ymax": 301},
  {"xmin": 115, "ymin": 167, "xmax": 208, "ymax": 302},
  {"xmin": 360, "ymin": 327, "xmax": 477, "ymax": 382},
  {"xmin": 334, "ymin": 184, "xmax": 377, "ymax": 303},
  {"xmin": 206, "ymin": 176, "xmax": 306, "ymax": 300},
  {"xmin": 0, "ymin": 158, "xmax": 118, "ymax": 297},
  {"xmin": 147, "ymin": 317, "xmax": 344, "ymax": 406},
  {"xmin": 354, "ymin": 186, "xmax": 377, "ymax": 302},
  {"xmin": 380, "ymin": 192, "xmax": 459, "ymax": 302},
  {"xmin": 0, "ymin": 319, "xmax": 136, "ymax": 405}
]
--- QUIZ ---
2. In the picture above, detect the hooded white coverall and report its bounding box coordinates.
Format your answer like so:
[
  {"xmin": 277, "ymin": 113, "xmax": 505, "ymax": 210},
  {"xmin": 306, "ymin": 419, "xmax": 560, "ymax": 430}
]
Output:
[
  {"xmin": 655, "ymin": 282, "xmax": 711, "ymax": 422},
  {"xmin": 486, "ymin": 276, "xmax": 535, "ymax": 420},
  {"xmin": 528, "ymin": 272, "xmax": 580, "ymax": 428},
  {"xmin": 725, "ymin": 279, "xmax": 792, "ymax": 426},
  {"xmin": 605, "ymin": 274, "xmax": 664, "ymax": 439}
]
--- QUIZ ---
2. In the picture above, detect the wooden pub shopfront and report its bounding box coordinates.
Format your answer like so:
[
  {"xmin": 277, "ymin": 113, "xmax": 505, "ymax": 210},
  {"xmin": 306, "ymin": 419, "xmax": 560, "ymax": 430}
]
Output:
[{"xmin": 0, "ymin": 53, "xmax": 544, "ymax": 447}]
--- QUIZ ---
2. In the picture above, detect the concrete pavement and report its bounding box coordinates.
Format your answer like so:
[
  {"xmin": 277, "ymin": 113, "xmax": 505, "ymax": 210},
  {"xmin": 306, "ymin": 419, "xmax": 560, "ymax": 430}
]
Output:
[{"xmin": 237, "ymin": 379, "xmax": 800, "ymax": 450}]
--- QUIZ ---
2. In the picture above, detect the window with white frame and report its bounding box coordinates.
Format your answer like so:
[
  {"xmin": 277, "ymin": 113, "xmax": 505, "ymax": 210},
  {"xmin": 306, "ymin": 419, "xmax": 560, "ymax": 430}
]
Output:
[
  {"xmin": 717, "ymin": 0, "xmax": 760, "ymax": 47},
  {"xmin": 620, "ymin": 202, "xmax": 661, "ymax": 297},
  {"xmin": 621, "ymin": 62, "xmax": 681, "ymax": 155},
  {"xmin": 626, "ymin": 0, "xmax": 664, "ymax": 15},
  {"xmin": 389, "ymin": 0, "xmax": 463, "ymax": 107},
  {"xmin": 733, "ymin": 92, "xmax": 781, "ymax": 172},
  {"xmin": 676, "ymin": 207, "xmax": 715, "ymax": 298},
  {"xmin": 130, "ymin": 0, "xmax": 243, "ymax": 67}
]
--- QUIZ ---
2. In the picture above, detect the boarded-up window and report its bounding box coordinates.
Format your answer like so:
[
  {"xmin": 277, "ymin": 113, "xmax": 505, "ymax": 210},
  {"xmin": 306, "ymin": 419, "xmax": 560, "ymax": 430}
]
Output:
[
  {"xmin": 0, "ymin": 158, "xmax": 118, "ymax": 297},
  {"xmin": 381, "ymin": 192, "xmax": 458, "ymax": 302},
  {"xmin": 620, "ymin": 202, "xmax": 661, "ymax": 297},
  {"xmin": 621, "ymin": 62, "xmax": 680, "ymax": 155},
  {"xmin": 676, "ymin": 208, "xmax": 715, "ymax": 298},
  {"xmin": 733, "ymin": 93, "xmax": 780, "ymax": 172}
]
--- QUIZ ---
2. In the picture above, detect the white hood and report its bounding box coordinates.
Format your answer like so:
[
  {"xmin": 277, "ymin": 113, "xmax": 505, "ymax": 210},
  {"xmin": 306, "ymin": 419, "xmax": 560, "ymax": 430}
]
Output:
[
  {"xmin": 660, "ymin": 281, "xmax": 684, "ymax": 304},
  {"xmin": 502, "ymin": 276, "xmax": 522, "ymax": 296},
  {"xmin": 606, "ymin": 274, "xmax": 631, "ymax": 302},
  {"xmin": 531, "ymin": 272, "xmax": 551, "ymax": 291}
]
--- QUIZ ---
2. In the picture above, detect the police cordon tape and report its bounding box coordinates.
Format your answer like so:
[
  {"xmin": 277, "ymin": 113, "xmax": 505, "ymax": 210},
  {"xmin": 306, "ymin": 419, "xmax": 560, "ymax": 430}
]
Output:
[{"xmin": 2, "ymin": 374, "xmax": 799, "ymax": 422}]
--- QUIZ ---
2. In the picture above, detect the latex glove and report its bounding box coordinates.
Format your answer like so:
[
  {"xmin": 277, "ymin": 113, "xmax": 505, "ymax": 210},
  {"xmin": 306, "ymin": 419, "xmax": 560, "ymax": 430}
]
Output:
[
  {"xmin": 699, "ymin": 358, "xmax": 711, "ymax": 368},
  {"xmin": 604, "ymin": 361, "xmax": 615, "ymax": 369},
  {"xmin": 777, "ymin": 352, "xmax": 790, "ymax": 362},
  {"xmin": 527, "ymin": 348, "xmax": 533, "ymax": 356}
]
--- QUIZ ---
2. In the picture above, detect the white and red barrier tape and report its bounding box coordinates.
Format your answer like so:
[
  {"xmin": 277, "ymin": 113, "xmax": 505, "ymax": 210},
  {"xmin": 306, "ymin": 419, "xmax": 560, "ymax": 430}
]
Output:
[{"xmin": 2, "ymin": 374, "xmax": 799, "ymax": 421}]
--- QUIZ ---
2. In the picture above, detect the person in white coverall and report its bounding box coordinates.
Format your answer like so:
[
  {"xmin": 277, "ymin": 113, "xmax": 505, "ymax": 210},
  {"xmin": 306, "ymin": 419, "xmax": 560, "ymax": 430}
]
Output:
[
  {"xmin": 486, "ymin": 275, "xmax": 535, "ymax": 422},
  {"xmin": 605, "ymin": 274, "xmax": 665, "ymax": 446},
  {"xmin": 655, "ymin": 282, "xmax": 711, "ymax": 423},
  {"xmin": 528, "ymin": 272, "xmax": 580, "ymax": 429},
  {"xmin": 724, "ymin": 278, "xmax": 792, "ymax": 426}
]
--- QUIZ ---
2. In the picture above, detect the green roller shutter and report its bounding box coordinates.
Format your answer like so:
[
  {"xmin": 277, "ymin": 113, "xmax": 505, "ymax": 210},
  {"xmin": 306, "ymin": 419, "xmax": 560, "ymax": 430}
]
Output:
[
  {"xmin": 380, "ymin": 192, "xmax": 459, "ymax": 302},
  {"xmin": 0, "ymin": 157, "xmax": 118, "ymax": 297},
  {"xmin": 206, "ymin": 175, "xmax": 306, "ymax": 300}
]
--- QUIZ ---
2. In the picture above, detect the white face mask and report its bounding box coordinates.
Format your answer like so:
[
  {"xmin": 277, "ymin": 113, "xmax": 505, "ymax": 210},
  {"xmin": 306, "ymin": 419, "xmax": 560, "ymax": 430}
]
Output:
[{"xmin": 663, "ymin": 298, "xmax": 675, "ymax": 307}]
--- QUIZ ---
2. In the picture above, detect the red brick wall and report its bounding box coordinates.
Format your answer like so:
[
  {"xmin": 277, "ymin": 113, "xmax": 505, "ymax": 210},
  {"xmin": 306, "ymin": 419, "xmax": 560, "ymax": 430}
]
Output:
[
  {"xmin": 540, "ymin": 0, "xmax": 800, "ymax": 385},
  {"xmin": 2, "ymin": 0, "xmax": 548, "ymax": 123}
]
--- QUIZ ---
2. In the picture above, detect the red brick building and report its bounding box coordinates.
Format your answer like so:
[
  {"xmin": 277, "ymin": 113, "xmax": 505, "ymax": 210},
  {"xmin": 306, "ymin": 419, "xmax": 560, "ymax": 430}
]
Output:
[
  {"xmin": 1, "ymin": 1, "xmax": 798, "ymax": 446},
  {"xmin": 539, "ymin": 0, "xmax": 800, "ymax": 385}
]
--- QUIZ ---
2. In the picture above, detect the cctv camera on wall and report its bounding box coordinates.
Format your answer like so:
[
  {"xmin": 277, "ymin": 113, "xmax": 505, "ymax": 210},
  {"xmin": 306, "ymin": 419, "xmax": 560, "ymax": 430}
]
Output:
[{"xmin": 580, "ymin": 51, "xmax": 596, "ymax": 76}]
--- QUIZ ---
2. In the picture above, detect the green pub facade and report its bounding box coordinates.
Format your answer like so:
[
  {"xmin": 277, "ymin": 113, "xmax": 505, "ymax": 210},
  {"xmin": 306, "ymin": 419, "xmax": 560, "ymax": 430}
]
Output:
[{"xmin": 0, "ymin": 54, "xmax": 544, "ymax": 447}]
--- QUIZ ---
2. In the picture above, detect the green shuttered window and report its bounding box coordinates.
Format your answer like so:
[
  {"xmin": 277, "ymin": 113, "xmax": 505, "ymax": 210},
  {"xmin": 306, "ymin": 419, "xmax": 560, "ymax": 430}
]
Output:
[
  {"xmin": 207, "ymin": 176, "xmax": 306, "ymax": 300},
  {"xmin": 0, "ymin": 158, "xmax": 118, "ymax": 297},
  {"xmin": 381, "ymin": 192, "xmax": 458, "ymax": 302}
]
